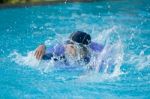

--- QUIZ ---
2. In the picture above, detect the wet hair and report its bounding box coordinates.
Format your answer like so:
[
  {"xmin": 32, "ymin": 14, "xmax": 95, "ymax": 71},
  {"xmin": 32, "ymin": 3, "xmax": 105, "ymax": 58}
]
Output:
[{"xmin": 69, "ymin": 31, "xmax": 91, "ymax": 45}]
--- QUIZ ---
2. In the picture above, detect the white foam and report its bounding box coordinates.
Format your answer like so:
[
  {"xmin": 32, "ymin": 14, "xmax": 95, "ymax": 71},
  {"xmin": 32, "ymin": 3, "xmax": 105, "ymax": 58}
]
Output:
[
  {"xmin": 9, "ymin": 51, "xmax": 55, "ymax": 73},
  {"xmin": 87, "ymin": 26, "xmax": 124, "ymax": 77},
  {"xmin": 9, "ymin": 26, "xmax": 124, "ymax": 78},
  {"xmin": 127, "ymin": 50, "xmax": 150, "ymax": 70}
]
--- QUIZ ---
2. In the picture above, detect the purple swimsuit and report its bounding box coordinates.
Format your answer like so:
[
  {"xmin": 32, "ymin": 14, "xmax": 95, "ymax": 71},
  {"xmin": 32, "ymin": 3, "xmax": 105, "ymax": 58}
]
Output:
[{"xmin": 42, "ymin": 42, "xmax": 104, "ymax": 64}]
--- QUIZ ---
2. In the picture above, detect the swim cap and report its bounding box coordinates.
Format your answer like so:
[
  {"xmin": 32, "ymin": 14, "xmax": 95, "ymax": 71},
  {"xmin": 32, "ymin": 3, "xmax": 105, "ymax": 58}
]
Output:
[{"xmin": 69, "ymin": 31, "xmax": 91, "ymax": 45}]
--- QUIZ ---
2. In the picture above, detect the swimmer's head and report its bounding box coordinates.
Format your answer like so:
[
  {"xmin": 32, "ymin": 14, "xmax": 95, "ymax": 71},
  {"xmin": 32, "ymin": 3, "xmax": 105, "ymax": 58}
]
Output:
[
  {"xmin": 65, "ymin": 31, "xmax": 91, "ymax": 60},
  {"xmin": 69, "ymin": 31, "xmax": 91, "ymax": 45}
]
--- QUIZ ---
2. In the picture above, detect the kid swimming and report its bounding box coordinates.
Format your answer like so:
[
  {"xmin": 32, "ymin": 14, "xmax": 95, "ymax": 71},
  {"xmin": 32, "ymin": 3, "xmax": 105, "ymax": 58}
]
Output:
[{"xmin": 34, "ymin": 31, "xmax": 104, "ymax": 65}]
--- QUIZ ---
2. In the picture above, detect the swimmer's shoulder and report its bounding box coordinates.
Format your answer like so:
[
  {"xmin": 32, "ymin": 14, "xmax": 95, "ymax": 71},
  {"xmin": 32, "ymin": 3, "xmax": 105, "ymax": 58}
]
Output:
[{"xmin": 89, "ymin": 42, "xmax": 104, "ymax": 52}]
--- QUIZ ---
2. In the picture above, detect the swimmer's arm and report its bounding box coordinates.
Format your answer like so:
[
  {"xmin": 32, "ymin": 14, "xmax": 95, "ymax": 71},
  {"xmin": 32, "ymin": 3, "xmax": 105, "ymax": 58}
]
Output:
[{"xmin": 34, "ymin": 44, "xmax": 46, "ymax": 60}]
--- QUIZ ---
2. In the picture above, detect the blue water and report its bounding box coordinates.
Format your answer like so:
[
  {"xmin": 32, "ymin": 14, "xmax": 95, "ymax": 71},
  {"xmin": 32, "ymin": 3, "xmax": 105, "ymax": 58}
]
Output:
[{"xmin": 0, "ymin": 0, "xmax": 150, "ymax": 98}]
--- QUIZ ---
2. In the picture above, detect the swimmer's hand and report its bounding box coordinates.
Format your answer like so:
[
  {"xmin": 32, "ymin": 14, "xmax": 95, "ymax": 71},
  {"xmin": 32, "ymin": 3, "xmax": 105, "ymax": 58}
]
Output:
[{"xmin": 34, "ymin": 44, "xmax": 46, "ymax": 60}]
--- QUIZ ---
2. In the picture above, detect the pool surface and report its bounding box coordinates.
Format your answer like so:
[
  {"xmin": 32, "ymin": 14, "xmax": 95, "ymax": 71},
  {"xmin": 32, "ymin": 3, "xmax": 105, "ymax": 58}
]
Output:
[{"xmin": 0, "ymin": 0, "xmax": 150, "ymax": 98}]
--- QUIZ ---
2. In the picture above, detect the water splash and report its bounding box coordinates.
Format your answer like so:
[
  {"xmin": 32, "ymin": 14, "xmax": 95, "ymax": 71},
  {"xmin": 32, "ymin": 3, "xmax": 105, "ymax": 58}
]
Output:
[
  {"xmin": 88, "ymin": 26, "xmax": 124, "ymax": 77},
  {"xmin": 8, "ymin": 51, "xmax": 55, "ymax": 73},
  {"xmin": 9, "ymin": 26, "xmax": 124, "ymax": 79},
  {"xmin": 127, "ymin": 49, "xmax": 150, "ymax": 70}
]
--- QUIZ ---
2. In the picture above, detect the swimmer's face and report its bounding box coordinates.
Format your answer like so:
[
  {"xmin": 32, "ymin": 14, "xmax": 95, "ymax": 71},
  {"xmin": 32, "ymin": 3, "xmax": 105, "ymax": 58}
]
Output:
[{"xmin": 65, "ymin": 44, "xmax": 77, "ymax": 57}]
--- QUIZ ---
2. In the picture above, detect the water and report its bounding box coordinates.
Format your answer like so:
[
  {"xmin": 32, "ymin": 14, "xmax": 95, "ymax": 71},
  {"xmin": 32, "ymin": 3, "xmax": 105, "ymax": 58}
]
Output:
[{"xmin": 0, "ymin": 0, "xmax": 150, "ymax": 98}]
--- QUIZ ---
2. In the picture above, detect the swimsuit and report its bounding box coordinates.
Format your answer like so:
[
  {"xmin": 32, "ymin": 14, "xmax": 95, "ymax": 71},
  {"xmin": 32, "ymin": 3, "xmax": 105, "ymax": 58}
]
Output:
[{"xmin": 42, "ymin": 42, "xmax": 104, "ymax": 64}]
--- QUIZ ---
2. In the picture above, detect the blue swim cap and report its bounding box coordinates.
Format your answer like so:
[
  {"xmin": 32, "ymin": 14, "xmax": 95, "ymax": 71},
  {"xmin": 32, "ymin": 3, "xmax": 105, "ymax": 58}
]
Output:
[{"xmin": 69, "ymin": 31, "xmax": 91, "ymax": 45}]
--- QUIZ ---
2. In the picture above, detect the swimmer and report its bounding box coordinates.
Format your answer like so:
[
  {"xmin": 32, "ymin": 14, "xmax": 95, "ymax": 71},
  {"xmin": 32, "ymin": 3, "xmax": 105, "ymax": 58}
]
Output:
[{"xmin": 34, "ymin": 31, "xmax": 104, "ymax": 65}]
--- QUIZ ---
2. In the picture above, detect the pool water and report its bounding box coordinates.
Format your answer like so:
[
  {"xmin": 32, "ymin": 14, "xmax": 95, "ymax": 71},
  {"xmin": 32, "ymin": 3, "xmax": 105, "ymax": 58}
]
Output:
[{"xmin": 0, "ymin": 0, "xmax": 150, "ymax": 98}]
